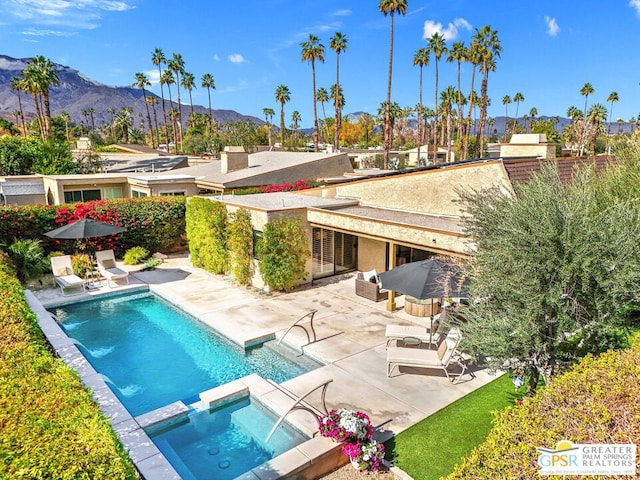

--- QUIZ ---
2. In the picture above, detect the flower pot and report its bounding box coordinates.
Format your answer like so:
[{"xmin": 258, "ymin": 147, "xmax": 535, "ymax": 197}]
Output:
[{"xmin": 351, "ymin": 460, "xmax": 361, "ymax": 471}]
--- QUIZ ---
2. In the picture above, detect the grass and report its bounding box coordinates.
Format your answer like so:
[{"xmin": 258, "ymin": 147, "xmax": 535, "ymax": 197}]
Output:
[{"xmin": 389, "ymin": 373, "xmax": 524, "ymax": 480}]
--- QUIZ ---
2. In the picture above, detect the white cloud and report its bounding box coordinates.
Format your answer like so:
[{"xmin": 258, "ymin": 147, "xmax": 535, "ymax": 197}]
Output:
[
  {"xmin": 228, "ymin": 53, "xmax": 245, "ymax": 63},
  {"xmin": 630, "ymin": 0, "xmax": 640, "ymax": 15},
  {"xmin": 423, "ymin": 17, "xmax": 471, "ymax": 41},
  {"xmin": 331, "ymin": 9, "xmax": 351, "ymax": 17},
  {"xmin": 22, "ymin": 28, "xmax": 77, "ymax": 36},
  {"xmin": 212, "ymin": 54, "xmax": 220, "ymax": 61},
  {"xmin": 145, "ymin": 69, "xmax": 160, "ymax": 85},
  {"xmin": 545, "ymin": 16, "xmax": 560, "ymax": 36}
]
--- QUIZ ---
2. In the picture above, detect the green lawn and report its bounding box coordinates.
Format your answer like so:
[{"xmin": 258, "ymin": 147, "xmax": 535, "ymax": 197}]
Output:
[{"xmin": 389, "ymin": 373, "xmax": 523, "ymax": 480}]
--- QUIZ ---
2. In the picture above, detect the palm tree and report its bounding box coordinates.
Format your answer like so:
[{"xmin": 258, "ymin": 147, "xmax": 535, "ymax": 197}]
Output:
[
  {"xmin": 23, "ymin": 56, "xmax": 59, "ymax": 140},
  {"xmin": 168, "ymin": 53, "xmax": 185, "ymax": 139},
  {"xmin": 462, "ymin": 43, "xmax": 481, "ymax": 160},
  {"xmin": 587, "ymin": 103, "xmax": 607, "ymax": 157},
  {"xmin": 502, "ymin": 95, "xmax": 511, "ymax": 140},
  {"xmin": 275, "ymin": 84, "xmax": 291, "ymax": 147},
  {"xmin": 473, "ymin": 25, "xmax": 502, "ymax": 158},
  {"xmin": 301, "ymin": 34, "xmax": 325, "ymax": 152},
  {"xmin": 114, "ymin": 108, "xmax": 133, "ymax": 143},
  {"xmin": 201, "ymin": 73, "xmax": 215, "ymax": 127},
  {"xmin": 10, "ymin": 77, "xmax": 27, "ymax": 136},
  {"xmin": 440, "ymin": 86, "xmax": 457, "ymax": 162},
  {"xmin": 606, "ymin": 91, "xmax": 619, "ymax": 136},
  {"xmin": 513, "ymin": 92, "xmax": 524, "ymax": 134},
  {"xmin": 133, "ymin": 72, "xmax": 154, "ymax": 146},
  {"xmin": 290, "ymin": 110, "xmax": 302, "ymax": 149},
  {"xmin": 161, "ymin": 70, "xmax": 177, "ymax": 151},
  {"xmin": 152, "ymin": 48, "xmax": 170, "ymax": 149},
  {"xmin": 427, "ymin": 32, "xmax": 448, "ymax": 163},
  {"xmin": 316, "ymin": 87, "xmax": 329, "ymax": 143},
  {"xmin": 263, "ymin": 107, "xmax": 275, "ymax": 147},
  {"xmin": 146, "ymin": 96, "xmax": 160, "ymax": 148},
  {"xmin": 579, "ymin": 82, "xmax": 595, "ymax": 156},
  {"xmin": 447, "ymin": 41, "xmax": 467, "ymax": 143},
  {"xmin": 60, "ymin": 111, "xmax": 71, "ymax": 142},
  {"xmin": 330, "ymin": 32, "xmax": 347, "ymax": 152},
  {"xmin": 379, "ymin": 0, "xmax": 408, "ymax": 169},
  {"xmin": 181, "ymin": 71, "xmax": 196, "ymax": 120},
  {"xmin": 413, "ymin": 47, "xmax": 429, "ymax": 164},
  {"xmin": 107, "ymin": 107, "xmax": 116, "ymax": 139},
  {"xmin": 330, "ymin": 83, "xmax": 346, "ymax": 143},
  {"xmin": 528, "ymin": 107, "xmax": 537, "ymax": 133}
]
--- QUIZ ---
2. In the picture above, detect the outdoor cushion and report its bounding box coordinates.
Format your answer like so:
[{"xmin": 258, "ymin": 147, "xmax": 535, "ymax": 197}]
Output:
[
  {"xmin": 101, "ymin": 259, "xmax": 116, "ymax": 269},
  {"xmin": 53, "ymin": 266, "xmax": 72, "ymax": 277},
  {"xmin": 363, "ymin": 269, "xmax": 377, "ymax": 282}
]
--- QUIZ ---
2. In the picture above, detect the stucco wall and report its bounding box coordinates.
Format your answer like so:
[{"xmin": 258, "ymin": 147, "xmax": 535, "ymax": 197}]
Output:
[
  {"xmin": 323, "ymin": 162, "xmax": 513, "ymax": 216},
  {"xmin": 357, "ymin": 237, "xmax": 386, "ymax": 273}
]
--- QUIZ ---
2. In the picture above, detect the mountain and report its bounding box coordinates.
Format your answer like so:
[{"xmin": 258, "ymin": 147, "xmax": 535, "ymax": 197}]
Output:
[{"xmin": 0, "ymin": 55, "xmax": 263, "ymax": 129}]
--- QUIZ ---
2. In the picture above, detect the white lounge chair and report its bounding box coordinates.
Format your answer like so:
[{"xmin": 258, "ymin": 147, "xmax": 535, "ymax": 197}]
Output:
[
  {"xmin": 385, "ymin": 312, "xmax": 456, "ymax": 348},
  {"xmin": 386, "ymin": 330, "xmax": 466, "ymax": 382},
  {"xmin": 50, "ymin": 255, "xmax": 85, "ymax": 296},
  {"xmin": 96, "ymin": 250, "xmax": 129, "ymax": 288}
]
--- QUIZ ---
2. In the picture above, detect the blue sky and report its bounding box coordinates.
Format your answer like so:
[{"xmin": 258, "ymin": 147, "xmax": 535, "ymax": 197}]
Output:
[{"xmin": 2, "ymin": 0, "xmax": 640, "ymax": 127}]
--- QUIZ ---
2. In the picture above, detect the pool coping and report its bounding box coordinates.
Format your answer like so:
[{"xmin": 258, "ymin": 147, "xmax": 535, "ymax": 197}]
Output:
[{"xmin": 26, "ymin": 289, "xmax": 346, "ymax": 480}]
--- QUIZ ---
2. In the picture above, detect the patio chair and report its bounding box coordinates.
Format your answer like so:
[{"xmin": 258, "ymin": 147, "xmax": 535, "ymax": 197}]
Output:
[
  {"xmin": 385, "ymin": 310, "xmax": 456, "ymax": 348},
  {"xmin": 386, "ymin": 329, "xmax": 467, "ymax": 382},
  {"xmin": 50, "ymin": 255, "xmax": 85, "ymax": 296},
  {"xmin": 96, "ymin": 250, "xmax": 129, "ymax": 288}
]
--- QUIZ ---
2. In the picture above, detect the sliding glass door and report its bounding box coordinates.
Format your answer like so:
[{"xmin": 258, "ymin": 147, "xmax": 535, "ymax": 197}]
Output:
[{"xmin": 312, "ymin": 228, "xmax": 357, "ymax": 279}]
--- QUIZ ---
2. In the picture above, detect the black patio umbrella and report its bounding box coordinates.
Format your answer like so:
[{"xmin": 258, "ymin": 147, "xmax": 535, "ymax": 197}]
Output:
[
  {"xmin": 44, "ymin": 217, "xmax": 126, "ymax": 240},
  {"xmin": 379, "ymin": 258, "xmax": 469, "ymax": 347}
]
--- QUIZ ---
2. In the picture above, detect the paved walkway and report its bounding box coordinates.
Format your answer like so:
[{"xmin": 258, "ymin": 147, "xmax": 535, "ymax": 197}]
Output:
[{"xmin": 35, "ymin": 254, "xmax": 497, "ymax": 443}]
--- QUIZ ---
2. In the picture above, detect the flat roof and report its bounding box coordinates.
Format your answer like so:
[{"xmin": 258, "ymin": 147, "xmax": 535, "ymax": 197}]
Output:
[{"xmin": 207, "ymin": 191, "xmax": 359, "ymax": 211}]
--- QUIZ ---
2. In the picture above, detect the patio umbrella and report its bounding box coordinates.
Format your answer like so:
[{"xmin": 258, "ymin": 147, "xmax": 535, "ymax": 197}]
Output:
[
  {"xmin": 378, "ymin": 258, "xmax": 468, "ymax": 300},
  {"xmin": 44, "ymin": 217, "xmax": 126, "ymax": 240},
  {"xmin": 379, "ymin": 258, "xmax": 469, "ymax": 347}
]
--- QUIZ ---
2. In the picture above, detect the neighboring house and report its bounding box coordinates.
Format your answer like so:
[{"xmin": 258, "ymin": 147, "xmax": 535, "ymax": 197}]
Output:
[
  {"xmin": 0, "ymin": 176, "xmax": 46, "ymax": 206},
  {"xmin": 500, "ymin": 133, "xmax": 557, "ymax": 159}
]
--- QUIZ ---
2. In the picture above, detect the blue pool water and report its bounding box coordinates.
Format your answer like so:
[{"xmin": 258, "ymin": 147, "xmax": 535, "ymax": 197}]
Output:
[
  {"xmin": 51, "ymin": 291, "xmax": 319, "ymax": 416},
  {"xmin": 148, "ymin": 397, "xmax": 308, "ymax": 480}
]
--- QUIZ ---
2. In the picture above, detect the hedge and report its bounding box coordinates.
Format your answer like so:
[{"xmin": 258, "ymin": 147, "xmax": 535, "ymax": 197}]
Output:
[
  {"xmin": 0, "ymin": 197, "xmax": 186, "ymax": 257},
  {"xmin": 186, "ymin": 197, "xmax": 228, "ymax": 274},
  {"xmin": 0, "ymin": 252, "xmax": 137, "ymax": 479},
  {"xmin": 446, "ymin": 337, "xmax": 640, "ymax": 479}
]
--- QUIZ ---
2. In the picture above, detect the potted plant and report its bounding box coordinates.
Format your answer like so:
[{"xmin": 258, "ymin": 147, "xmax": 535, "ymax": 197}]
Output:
[
  {"xmin": 342, "ymin": 440, "xmax": 386, "ymax": 472},
  {"xmin": 318, "ymin": 408, "xmax": 373, "ymax": 443}
]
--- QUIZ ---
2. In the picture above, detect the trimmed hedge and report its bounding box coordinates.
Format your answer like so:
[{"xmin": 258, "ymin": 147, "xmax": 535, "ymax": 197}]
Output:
[
  {"xmin": 186, "ymin": 198, "xmax": 228, "ymax": 274},
  {"xmin": 446, "ymin": 338, "xmax": 640, "ymax": 479},
  {"xmin": 0, "ymin": 197, "xmax": 186, "ymax": 257},
  {"xmin": 0, "ymin": 252, "xmax": 137, "ymax": 479}
]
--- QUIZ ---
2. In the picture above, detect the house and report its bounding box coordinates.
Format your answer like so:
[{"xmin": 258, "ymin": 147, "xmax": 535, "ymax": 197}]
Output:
[
  {"xmin": 0, "ymin": 176, "xmax": 46, "ymax": 206},
  {"xmin": 500, "ymin": 133, "xmax": 557, "ymax": 159}
]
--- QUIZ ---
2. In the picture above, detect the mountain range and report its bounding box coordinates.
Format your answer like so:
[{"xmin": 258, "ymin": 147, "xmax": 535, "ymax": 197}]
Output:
[{"xmin": 0, "ymin": 55, "xmax": 263, "ymax": 130}]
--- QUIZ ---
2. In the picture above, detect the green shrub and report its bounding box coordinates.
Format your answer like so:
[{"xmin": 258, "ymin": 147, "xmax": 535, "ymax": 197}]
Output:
[
  {"xmin": 141, "ymin": 257, "xmax": 163, "ymax": 271},
  {"xmin": 2, "ymin": 239, "xmax": 49, "ymax": 283},
  {"xmin": 257, "ymin": 217, "xmax": 310, "ymax": 292},
  {"xmin": 186, "ymin": 198, "xmax": 228, "ymax": 274},
  {"xmin": 446, "ymin": 337, "xmax": 640, "ymax": 480},
  {"xmin": 71, "ymin": 253, "xmax": 93, "ymax": 278},
  {"xmin": 228, "ymin": 209, "xmax": 254, "ymax": 286},
  {"xmin": 0, "ymin": 252, "xmax": 137, "ymax": 478},
  {"xmin": 123, "ymin": 246, "xmax": 149, "ymax": 265}
]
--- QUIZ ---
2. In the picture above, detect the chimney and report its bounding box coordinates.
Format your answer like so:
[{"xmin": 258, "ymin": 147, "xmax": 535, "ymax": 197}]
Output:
[{"xmin": 220, "ymin": 146, "xmax": 248, "ymax": 173}]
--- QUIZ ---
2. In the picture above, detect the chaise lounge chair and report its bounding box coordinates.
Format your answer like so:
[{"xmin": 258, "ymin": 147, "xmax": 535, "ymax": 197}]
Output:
[
  {"xmin": 96, "ymin": 249, "xmax": 129, "ymax": 288},
  {"xmin": 385, "ymin": 309, "xmax": 455, "ymax": 348},
  {"xmin": 50, "ymin": 255, "xmax": 86, "ymax": 296},
  {"xmin": 386, "ymin": 329, "xmax": 466, "ymax": 382}
]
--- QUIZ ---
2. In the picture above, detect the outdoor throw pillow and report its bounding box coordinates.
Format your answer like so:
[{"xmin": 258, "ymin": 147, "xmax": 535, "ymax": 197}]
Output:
[
  {"xmin": 101, "ymin": 259, "xmax": 116, "ymax": 269},
  {"xmin": 54, "ymin": 267, "xmax": 72, "ymax": 277},
  {"xmin": 363, "ymin": 269, "xmax": 377, "ymax": 282}
]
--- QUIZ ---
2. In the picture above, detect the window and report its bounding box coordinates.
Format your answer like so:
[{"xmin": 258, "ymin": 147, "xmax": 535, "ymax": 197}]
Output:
[
  {"xmin": 132, "ymin": 189, "xmax": 149, "ymax": 198},
  {"xmin": 103, "ymin": 186, "xmax": 123, "ymax": 200},
  {"xmin": 63, "ymin": 189, "xmax": 101, "ymax": 203},
  {"xmin": 160, "ymin": 191, "xmax": 186, "ymax": 196},
  {"xmin": 252, "ymin": 230, "xmax": 262, "ymax": 259}
]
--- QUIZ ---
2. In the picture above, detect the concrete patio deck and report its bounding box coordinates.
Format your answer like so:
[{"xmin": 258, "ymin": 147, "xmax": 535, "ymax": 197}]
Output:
[{"xmin": 31, "ymin": 254, "xmax": 498, "ymax": 479}]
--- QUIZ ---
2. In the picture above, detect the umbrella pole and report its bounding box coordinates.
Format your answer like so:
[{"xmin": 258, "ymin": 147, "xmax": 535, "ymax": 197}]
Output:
[{"xmin": 429, "ymin": 297, "xmax": 434, "ymax": 349}]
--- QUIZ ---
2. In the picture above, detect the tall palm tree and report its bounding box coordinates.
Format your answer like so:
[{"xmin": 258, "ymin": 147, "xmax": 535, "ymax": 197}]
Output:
[
  {"xmin": 59, "ymin": 111, "xmax": 71, "ymax": 142},
  {"xmin": 463, "ymin": 42, "xmax": 481, "ymax": 160},
  {"xmin": 502, "ymin": 95, "xmax": 511, "ymax": 140},
  {"xmin": 201, "ymin": 73, "xmax": 216, "ymax": 127},
  {"xmin": 290, "ymin": 110, "xmax": 302, "ymax": 148},
  {"xmin": 330, "ymin": 83, "xmax": 345, "ymax": 142},
  {"xmin": 263, "ymin": 107, "xmax": 275, "ymax": 147},
  {"xmin": 133, "ymin": 72, "xmax": 154, "ymax": 146},
  {"xmin": 181, "ymin": 71, "xmax": 196, "ymax": 120},
  {"xmin": 147, "ymin": 96, "xmax": 160, "ymax": 148},
  {"xmin": 330, "ymin": 31, "xmax": 347, "ymax": 152},
  {"xmin": 440, "ymin": 86, "xmax": 457, "ymax": 162},
  {"xmin": 23, "ymin": 56, "xmax": 58, "ymax": 140},
  {"xmin": 528, "ymin": 107, "xmax": 537, "ymax": 133},
  {"xmin": 587, "ymin": 103, "xmax": 607, "ymax": 157},
  {"xmin": 427, "ymin": 32, "xmax": 447, "ymax": 163},
  {"xmin": 316, "ymin": 87, "xmax": 329, "ymax": 143},
  {"xmin": 114, "ymin": 108, "xmax": 133, "ymax": 143},
  {"xmin": 579, "ymin": 82, "xmax": 595, "ymax": 156},
  {"xmin": 301, "ymin": 34, "xmax": 325, "ymax": 152},
  {"xmin": 473, "ymin": 25, "xmax": 501, "ymax": 158},
  {"xmin": 275, "ymin": 84, "xmax": 291, "ymax": 147},
  {"xmin": 413, "ymin": 47, "xmax": 429, "ymax": 164},
  {"xmin": 447, "ymin": 41, "xmax": 467, "ymax": 144},
  {"xmin": 379, "ymin": 0, "xmax": 408, "ymax": 169},
  {"xmin": 168, "ymin": 53, "xmax": 185, "ymax": 139},
  {"xmin": 152, "ymin": 48, "xmax": 170, "ymax": 149},
  {"xmin": 606, "ymin": 91, "xmax": 619, "ymax": 136},
  {"xmin": 10, "ymin": 77, "xmax": 27, "ymax": 136},
  {"xmin": 513, "ymin": 92, "xmax": 524, "ymax": 134},
  {"xmin": 161, "ymin": 70, "xmax": 177, "ymax": 151}
]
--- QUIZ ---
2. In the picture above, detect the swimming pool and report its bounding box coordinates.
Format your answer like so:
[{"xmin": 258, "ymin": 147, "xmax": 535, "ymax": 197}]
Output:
[
  {"xmin": 147, "ymin": 396, "xmax": 308, "ymax": 480},
  {"xmin": 51, "ymin": 291, "xmax": 320, "ymax": 417}
]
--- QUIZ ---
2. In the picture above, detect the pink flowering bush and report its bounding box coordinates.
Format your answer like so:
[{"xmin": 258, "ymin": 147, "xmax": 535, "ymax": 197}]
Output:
[
  {"xmin": 342, "ymin": 440, "xmax": 385, "ymax": 472},
  {"xmin": 318, "ymin": 409, "xmax": 373, "ymax": 443}
]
